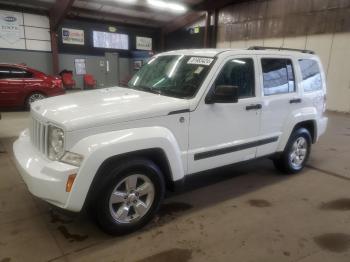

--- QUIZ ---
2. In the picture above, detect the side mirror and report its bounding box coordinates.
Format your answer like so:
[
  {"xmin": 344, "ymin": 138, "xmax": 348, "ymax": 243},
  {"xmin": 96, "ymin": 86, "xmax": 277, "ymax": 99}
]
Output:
[{"xmin": 205, "ymin": 85, "xmax": 239, "ymax": 104}]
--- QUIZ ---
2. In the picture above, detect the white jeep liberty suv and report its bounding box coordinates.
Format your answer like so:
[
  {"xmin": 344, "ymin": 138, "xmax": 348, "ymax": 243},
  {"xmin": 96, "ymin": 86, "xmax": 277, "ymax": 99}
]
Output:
[{"xmin": 14, "ymin": 47, "xmax": 328, "ymax": 235}]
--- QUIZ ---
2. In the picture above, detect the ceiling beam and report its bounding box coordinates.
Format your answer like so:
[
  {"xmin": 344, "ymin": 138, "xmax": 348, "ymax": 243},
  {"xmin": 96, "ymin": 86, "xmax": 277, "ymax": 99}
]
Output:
[
  {"xmin": 49, "ymin": 0, "xmax": 75, "ymax": 31},
  {"xmin": 0, "ymin": 3, "xmax": 48, "ymax": 15},
  {"xmin": 163, "ymin": 11, "xmax": 206, "ymax": 34},
  {"xmin": 69, "ymin": 7, "xmax": 162, "ymax": 28},
  {"xmin": 194, "ymin": 0, "xmax": 248, "ymax": 11}
]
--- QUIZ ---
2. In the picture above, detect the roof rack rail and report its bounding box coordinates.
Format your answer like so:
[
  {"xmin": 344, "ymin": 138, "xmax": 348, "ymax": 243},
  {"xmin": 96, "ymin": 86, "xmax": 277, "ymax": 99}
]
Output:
[{"xmin": 247, "ymin": 46, "xmax": 315, "ymax": 54}]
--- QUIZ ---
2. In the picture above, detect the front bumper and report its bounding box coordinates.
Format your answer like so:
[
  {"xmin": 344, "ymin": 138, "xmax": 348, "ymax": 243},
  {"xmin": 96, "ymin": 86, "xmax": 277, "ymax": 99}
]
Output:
[{"xmin": 13, "ymin": 129, "xmax": 78, "ymax": 209}]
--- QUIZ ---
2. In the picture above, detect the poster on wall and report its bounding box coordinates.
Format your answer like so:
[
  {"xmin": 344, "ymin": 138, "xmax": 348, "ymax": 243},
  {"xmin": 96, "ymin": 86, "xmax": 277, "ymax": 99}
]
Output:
[
  {"xmin": 74, "ymin": 59, "xmax": 86, "ymax": 75},
  {"xmin": 62, "ymin": 28, "xmax": 84, "ymax": 45},
  {"xmin": 0, "ymin": 11, "xmax": 22, "ymax": 44},
  {"xmin": 136, "ymin": 36, "xmax": 152, "ymax": 51},
  {"xmin": 134, "ymin": 60, "xmax": 143, "ymax": 70}
]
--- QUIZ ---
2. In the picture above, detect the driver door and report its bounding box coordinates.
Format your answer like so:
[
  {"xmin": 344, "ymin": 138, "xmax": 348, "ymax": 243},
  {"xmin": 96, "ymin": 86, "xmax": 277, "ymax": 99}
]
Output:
[{"xmin": 187, "ymin": 56, "xmax": 262, "ymax": 174}]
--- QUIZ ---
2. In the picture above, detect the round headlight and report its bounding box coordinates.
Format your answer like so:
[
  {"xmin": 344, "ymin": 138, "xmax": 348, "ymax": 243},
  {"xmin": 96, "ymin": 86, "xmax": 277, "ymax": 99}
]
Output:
[{"xmin": 48, "ymin": 125, "xmax": 64, "ymax": 160}]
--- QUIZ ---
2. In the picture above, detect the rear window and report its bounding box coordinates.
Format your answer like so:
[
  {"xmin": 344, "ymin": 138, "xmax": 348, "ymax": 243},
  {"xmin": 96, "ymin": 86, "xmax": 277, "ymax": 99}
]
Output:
[
  {"xmin": 261, "ymin": 58, "xmax": 295, "ymax": 96},
  {"xmin": 299, "ymin": 59, "xmax": 322, "ymax": 92}
]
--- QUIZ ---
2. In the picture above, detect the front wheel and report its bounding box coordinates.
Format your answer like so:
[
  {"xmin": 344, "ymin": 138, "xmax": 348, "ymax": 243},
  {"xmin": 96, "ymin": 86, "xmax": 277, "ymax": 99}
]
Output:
[
  {"xmin": 93, "ymin": 158, "xmax": 165, "ymax": 235},
  {"xmin": 25, "ymin": 92, "xmax": 46, "ymax": 110},
  {"xmin": 273, "ymin": 128, "xmax": 312, "ymax": 174}
]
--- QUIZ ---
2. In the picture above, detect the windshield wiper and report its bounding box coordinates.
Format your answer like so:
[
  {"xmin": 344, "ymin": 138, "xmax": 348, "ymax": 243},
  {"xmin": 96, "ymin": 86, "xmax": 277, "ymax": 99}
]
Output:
[{"xmin": 131, "ymin": 85, "xmax": 162, "ymax": 95}]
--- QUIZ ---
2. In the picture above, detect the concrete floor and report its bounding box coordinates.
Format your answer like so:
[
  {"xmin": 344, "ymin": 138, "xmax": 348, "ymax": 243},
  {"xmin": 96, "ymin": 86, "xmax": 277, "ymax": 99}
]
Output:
[{"xmin": 0, "ymin": 111, "xmax": 350, "ymax": 262}]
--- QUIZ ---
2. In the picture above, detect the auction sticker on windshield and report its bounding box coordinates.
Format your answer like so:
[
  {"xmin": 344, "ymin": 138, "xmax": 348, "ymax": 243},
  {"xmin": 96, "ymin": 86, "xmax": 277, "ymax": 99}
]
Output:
[{"xmin": 187, "ymin": 57, "xmax": 214, "ymax": 66}]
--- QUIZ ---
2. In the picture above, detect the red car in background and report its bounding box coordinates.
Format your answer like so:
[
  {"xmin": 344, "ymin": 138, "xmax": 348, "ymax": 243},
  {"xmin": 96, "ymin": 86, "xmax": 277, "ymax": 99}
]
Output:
[{"xmin": 0, "ymin": 64, "xmax": 65, "ymax": 109}]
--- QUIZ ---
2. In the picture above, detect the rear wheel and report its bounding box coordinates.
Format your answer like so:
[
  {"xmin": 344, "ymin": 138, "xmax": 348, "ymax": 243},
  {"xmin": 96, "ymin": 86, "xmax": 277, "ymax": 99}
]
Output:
[
  {"xmin": 25, "ymin": 92, "xmax": 46, "ymax": 109},
  {"xmin": 273, "ymin": 128, "xmax": 311, "ymax": 174},
  {"xmin": 93, "ymin": 158, "xmax": 165, "ymax": 235}
]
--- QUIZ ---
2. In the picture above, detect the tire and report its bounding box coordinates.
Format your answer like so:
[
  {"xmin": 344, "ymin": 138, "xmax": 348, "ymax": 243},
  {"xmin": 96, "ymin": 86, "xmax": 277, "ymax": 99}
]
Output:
[
  {"xmin": 93, "ymin": 158, "xmax": 165, "ymax": 235},
  {"xmin": 25, "ymin": 92, "xmax": 46, "ymax": 110},
  {"xmin": 273, "ymin": 128, "xmax": 312, "ymax": 174}
]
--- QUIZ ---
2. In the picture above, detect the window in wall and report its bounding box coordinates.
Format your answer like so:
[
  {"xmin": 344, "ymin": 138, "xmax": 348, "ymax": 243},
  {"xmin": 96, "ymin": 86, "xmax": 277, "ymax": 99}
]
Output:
[
  {"xmin": 93, "ymin": 31, "xmax": 129, "ymax": 50},
  {"xmin": 299, "ymin": 59, "xmax": 322, "ymax": 92},
  {"xmin": 215, "ymin": 58, "xmax": 255, "ymax": 98},
  {"xmin": 261, "ymin": 58, "xmax": 295, "ymax": 95}
]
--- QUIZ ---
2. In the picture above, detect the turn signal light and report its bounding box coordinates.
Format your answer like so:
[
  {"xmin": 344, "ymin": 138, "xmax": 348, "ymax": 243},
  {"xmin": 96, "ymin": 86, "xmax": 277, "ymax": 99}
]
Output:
[{"xmin": 66, "ymin": 174, "xmax": 76, "ymax": 192}]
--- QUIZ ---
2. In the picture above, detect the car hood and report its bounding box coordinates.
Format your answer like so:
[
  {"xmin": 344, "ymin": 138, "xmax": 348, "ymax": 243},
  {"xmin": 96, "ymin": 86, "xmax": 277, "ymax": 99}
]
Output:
[{"xmin": 31, "ymin": 87, "xmax": 190, "ymax": 131}]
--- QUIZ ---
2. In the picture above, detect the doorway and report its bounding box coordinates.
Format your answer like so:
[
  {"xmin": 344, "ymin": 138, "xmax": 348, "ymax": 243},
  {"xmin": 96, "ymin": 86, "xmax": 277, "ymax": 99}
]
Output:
[{"xmin": 104, "ymin": 52, "xmax": 119, "ymax": 87}]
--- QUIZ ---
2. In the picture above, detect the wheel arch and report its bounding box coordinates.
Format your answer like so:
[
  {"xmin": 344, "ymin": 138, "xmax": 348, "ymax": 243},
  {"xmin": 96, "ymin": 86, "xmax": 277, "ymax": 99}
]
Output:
[
  {"xmin": 65, "ymin": 126, "xmax": 186, "ymax": 212},
  {"xmin": 277, "ymin": 116, "xmax": 317, "ymax": 152},
  {"xmin": 291, "ymin": 120, "xmax": 317, "ymax": 143},
  {"xmin": 84, "ymin": 148, "xmax": 174, "ymax": 209}
]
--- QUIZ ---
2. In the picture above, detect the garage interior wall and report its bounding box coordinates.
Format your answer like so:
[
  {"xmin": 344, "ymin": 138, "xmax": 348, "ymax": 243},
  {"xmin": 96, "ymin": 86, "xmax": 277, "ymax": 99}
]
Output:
[
  {"xmin": 59, "ymin": 54, "xmax": 133, "ymax": 89},
  {"xmin": 217, "ymin": 0, "xmax": 350, "ymax": 113},
  {"xmin": 0, "ymin": 49, "xmax": 52, "ymax": 74}
]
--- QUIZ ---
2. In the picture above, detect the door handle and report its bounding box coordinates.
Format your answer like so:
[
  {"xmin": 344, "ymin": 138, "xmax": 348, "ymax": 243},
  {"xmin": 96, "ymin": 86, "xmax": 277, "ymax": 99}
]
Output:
[
  {"xmin": 246, "ymin": 104, "xmax": 262, "ymax": 110},
  {"xmin": 290, "ymin": 98, "xmax": 302, "ymax": 104}
]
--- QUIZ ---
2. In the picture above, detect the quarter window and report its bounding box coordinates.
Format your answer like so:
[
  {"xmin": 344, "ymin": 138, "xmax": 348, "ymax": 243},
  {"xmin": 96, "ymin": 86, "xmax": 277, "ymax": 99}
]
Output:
[
  {"xmin": 215, "ymin": 58, "xmax": 255, "ymax": 98},
  {"xmin": 299, "ymin": 59, "xmax": 322, "ymax": 92},
  {"xmin": 261, "ymin": 58, "xmax": 295, "ymax": 95}
]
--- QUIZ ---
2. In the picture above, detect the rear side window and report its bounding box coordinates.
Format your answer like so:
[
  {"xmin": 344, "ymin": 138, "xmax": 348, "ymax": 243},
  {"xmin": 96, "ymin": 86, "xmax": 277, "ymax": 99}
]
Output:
[
  {"xmin": 215, "ymin": 58, "xmax": 255, "ymax": 98},
  {"xmin": 0, "ymin": 67, "xmax": 33, "ymax": 79},
  {"xmin": 299, "ymin": 59, "xmax": 322, "ymax": 92},
  {"xmin": 0, "ymin": 67, "xmax": 12, "ymax": 79},
  {"xmin": 11, "ymin": 68, "xmax": 33, "ymax": 78},
  {"xmin": 261, "ymin": 58, "xmax": 295, "ymax": 95}
]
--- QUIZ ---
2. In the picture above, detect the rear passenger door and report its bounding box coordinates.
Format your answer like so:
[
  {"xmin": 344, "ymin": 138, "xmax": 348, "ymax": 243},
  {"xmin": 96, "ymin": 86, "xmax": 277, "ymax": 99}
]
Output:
[
  {"xmin": 256, "ymin": 56, "xmax": 300, "ymax": 157},
  {"xmin": 0, "ymin": 66, "xmax": 24, "ymax": 107}
]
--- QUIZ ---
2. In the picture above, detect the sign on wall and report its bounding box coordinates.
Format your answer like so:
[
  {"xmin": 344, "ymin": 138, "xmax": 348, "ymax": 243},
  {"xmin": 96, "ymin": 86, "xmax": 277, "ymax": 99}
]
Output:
[
  {"xmin": 0, "ymin": 10, "xmax": 51, "ymax": 51},
  {"xmin": 0, "ymin": 11, "xmax": 22, "ymax": 45},
  {"xmin": 62, "ymin": 28, "xmax": 84, "ymax": 45},
  {"xmin": 93, "ymin": 31, "xmax": 128, "ymax": 50},
  {"xmin": 136, "ymin": 36, "xmax": 152, "ymax": 51},
  {"xmin": 74, "ymin": 59, "xmax": 86, "ymax": 75}
]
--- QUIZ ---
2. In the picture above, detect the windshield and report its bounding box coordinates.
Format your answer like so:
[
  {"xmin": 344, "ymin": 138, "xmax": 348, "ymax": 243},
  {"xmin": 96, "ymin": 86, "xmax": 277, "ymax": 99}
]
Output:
[{"xmin": 128, "ymin": 55, "xmax": 214, "ymax": 99}]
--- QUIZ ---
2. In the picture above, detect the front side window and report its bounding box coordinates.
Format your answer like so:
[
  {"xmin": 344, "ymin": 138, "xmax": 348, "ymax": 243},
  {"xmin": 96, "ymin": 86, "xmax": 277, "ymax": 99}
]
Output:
[
  {"xmin": 262, "ymin": 58, "xmax": 295, "ymax": 95},
  {"xmin": 128, "ymin": 55, "xmax": 214, "ymax": 99},
  {"xmin": 215, "ymin": 58, "xmax": 255, "ymax": 98},
  {"xmin": 299, "ymin": 59, "xmax": 322, "ymax": 92}
]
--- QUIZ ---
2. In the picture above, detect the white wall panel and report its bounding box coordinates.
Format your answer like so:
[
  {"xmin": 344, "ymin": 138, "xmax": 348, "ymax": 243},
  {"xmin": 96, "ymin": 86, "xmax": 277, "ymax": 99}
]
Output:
[
  {"xmin": 0, "ymin": 10, "xmax": 51, "ymax": 51},
  {"xmin": 326, "ymin": 33, "xmax": 350, "ymax": 112},
  {"xmin": 25, "ymin": 27, "xmax": 50, "ymax": 41},
  {"xmin": 23, "ymin": 13, "xmax": 49, "ymax": 28},
  {"xmin": 0, "ymin": 38, "xmax": 25, "ymax": 49},
  {"xmin": 246, "ymin": 39, "xmax": 264, "ymax": 48},
  {"xmin": 230, "ymin": 40, "xmax": 246, "ymax": 48},
  {"xmin": 282, "ymin": 36, "xmax": 307, "ymax": 49},
  {"xmin": 263, "ymin": 37, "xmax": 284, "ymax": 47},
  {"xmin": 26, "ymin": 40, "xmax": 51, "ymax": 51},
  {"xmin": 305, "ymin": 34, "xmax": 333, "ymax": 75}
]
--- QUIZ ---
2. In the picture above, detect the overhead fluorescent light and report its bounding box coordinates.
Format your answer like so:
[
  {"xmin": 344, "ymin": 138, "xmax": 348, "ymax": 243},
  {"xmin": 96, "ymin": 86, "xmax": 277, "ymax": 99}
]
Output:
[
  {"xmin": 114, "ymin": 0, "xmax": 137, "ymax": 4},
  {"xmin": 147, "ymin": 0, "xmax": 187, "ymax": 13}
]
